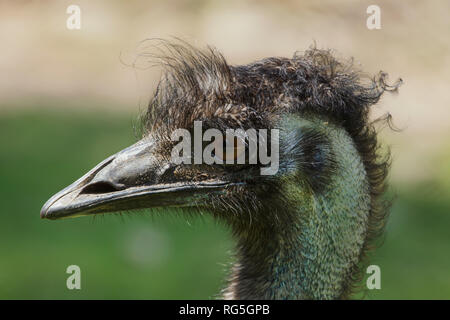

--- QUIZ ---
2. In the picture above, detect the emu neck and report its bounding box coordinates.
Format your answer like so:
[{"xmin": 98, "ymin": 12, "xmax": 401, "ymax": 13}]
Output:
[
  {"xmin": 225, "ymin": 195, "xmax": 369, "ymax": 300},
  {"xmin": 224, "ymin": 122, "xmax": 371, "ymax": 299}
]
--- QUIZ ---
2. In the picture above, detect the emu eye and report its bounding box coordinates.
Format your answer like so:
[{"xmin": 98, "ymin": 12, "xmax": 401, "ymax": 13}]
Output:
[{"xmin": 214, "ymin": 136, "xmax": 246, "ymax": 163}]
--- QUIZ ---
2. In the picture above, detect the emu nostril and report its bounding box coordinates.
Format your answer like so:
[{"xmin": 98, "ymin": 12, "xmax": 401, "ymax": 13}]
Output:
[{"xmin": 80, "ymin": 181, "xmax": 125, "ymax": 194}]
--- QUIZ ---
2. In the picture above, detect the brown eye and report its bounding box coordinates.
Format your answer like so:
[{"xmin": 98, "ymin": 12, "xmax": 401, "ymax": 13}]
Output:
[{"xmin": 214, "ymin": 136, "xmax": 245, "ymax": 163}]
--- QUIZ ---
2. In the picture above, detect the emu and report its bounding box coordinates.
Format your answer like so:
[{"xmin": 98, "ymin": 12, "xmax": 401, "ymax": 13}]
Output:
[{"xmin": 41, "ymin": 41, "xmax": 400, "ymax": 299}]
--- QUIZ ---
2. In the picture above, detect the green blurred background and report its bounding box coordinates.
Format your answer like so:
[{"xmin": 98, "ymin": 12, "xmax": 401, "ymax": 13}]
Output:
[{"xmin": 1, "ymin": 0, "xmax": 449, "ymax": 299}]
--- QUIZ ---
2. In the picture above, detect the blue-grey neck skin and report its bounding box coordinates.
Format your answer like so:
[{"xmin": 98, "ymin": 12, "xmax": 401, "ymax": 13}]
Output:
[{"xmin": 224, "ymin": 116, "xmax": 371, "ymax": 299}]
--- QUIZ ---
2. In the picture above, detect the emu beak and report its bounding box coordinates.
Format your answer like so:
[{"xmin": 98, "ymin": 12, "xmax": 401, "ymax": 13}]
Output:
[{"xmin": 40, "ymin": 139, "xmax": 235, "ymax": 220}]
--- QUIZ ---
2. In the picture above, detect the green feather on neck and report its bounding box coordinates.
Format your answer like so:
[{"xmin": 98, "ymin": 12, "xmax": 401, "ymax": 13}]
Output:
[{"xmin": 225, "ymin": 116, "xmax": 371, "ymax": 299}]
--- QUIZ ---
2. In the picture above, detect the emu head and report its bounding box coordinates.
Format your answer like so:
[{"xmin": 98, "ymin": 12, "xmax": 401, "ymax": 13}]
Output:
[{"xmin": 41, "ymin": 42, "xmax": 399, "ymax": 299}]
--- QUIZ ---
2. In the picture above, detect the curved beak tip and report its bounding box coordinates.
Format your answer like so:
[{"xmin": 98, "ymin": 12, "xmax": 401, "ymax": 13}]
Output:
[
  {"xmin": 40, "ymin": 198, "xmax": 58, "ymax": 220},
  {"xmin": 40, "ymin": 199, "xmax": 50, "ymax": 219}
]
